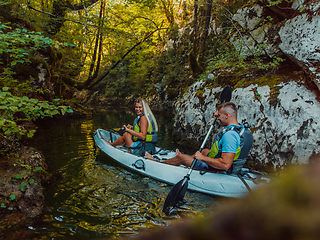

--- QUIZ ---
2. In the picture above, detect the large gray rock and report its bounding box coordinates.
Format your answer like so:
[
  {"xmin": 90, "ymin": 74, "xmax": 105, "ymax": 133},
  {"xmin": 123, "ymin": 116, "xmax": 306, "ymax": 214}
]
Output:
[
  {"xmin": 230, "ymin": 4, "xmax": 280, "ymax": 58},
  {"xmin": 231, "ymin": 1, "xmax": 320, "ymax": 91},
  {"xmin": 174, "ymin": 82, "xmax": 320, "ymax": 169},
  {"xmin": 279, "ymin": 13, "xmax": 320, "ymax": 91}
]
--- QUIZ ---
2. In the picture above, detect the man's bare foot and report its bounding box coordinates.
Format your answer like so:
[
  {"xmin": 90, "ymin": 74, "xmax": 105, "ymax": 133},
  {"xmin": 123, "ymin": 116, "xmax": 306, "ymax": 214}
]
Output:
[
  {"xmin": 175, "ymin": 149, "xmax": 181, "ymax": 156},
  {"xmin": 145, "ymin": 152, "xmax": 157, "ymax": 161}
]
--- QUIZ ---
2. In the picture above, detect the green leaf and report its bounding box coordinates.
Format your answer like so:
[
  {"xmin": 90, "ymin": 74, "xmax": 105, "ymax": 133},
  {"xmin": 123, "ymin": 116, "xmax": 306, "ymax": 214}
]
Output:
[
  {"xmin": 9, "ymin": 106, "xmax": 18, "ymax": 112},
  {"xmin": 29, "ymin": 179, "xmax": 35, "ymax": 185},
  {"xmin": 4, "ymin": 129, "xmax": 12, "ymax": 135},
  {"xmin": 50, "ymin": 109, "xmax": 59, "ymax": 115},
  {"xmin": 13, "ymin": 174, "xmax": 24, "ymax": 179},
  {"xmin": 65, "ymin": 42, "xmax": 76, "ymax": 47},
  {"xmin": 20, "ymin": 181, "xmax": 27, "ymax": 192},
  {"xmin": 27, "ymin": 130, "xmax": 36, "ymax": 138},
  {"xmin": 2, "ymin": 87, "xmax": 9, "ymax": 91},
  {"xmin": 1, "ymin": 203, "xmax": 6, "ymax": 208},
  {"xmin": 9, "ymin": 195, "xmax": 15, "ymax": 200},
  {"xmin": 33, "ymin": 167, "xmax": 43, "ymax": 172}
]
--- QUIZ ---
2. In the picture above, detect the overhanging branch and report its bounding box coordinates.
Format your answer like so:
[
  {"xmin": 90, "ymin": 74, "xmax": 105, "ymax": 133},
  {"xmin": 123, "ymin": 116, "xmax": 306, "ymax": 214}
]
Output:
[
  {"xmin": 85, "ymin": 24, "xmax": 165, "ymax": 90},
  {"xmin": 27, "ymin": 0, "xmax": 99, "ymax": 28}
]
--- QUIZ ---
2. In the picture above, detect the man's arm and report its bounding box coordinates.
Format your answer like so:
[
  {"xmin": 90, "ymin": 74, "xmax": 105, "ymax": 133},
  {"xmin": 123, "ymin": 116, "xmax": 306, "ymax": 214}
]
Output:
[{"xmin": 194, "ymin": 151, "xmax": 234, "ymax": 170}]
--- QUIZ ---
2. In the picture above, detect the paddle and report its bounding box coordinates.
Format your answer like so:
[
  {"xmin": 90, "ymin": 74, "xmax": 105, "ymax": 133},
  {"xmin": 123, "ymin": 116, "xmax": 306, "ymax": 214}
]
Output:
[
  {"xmin": 162, "ymin": 86, "xmax": 232, "ymax": 215},
  {"xmin": 109, "ymin": 126, "xmax": 126, "ymax": 136}
]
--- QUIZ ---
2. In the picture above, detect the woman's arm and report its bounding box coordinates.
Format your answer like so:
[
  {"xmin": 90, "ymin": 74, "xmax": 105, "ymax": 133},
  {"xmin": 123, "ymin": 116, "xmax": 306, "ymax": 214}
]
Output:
[{"xmin": 124, "ymin": 115, "xmax": 148, "ymax": 140}]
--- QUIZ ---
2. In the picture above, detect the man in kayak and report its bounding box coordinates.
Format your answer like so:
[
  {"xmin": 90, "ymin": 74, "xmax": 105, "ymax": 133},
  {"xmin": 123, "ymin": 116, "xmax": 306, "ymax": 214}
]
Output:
[{"xmin": 145, "ymin": 102, "xmax": 253, "ymax": 174}]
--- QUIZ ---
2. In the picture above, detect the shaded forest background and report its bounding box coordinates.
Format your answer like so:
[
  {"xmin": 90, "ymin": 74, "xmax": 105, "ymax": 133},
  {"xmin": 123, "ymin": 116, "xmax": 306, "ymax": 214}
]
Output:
[{"xmin": 1, "ymin": 0, "xmax": 297, "ymax": 155}]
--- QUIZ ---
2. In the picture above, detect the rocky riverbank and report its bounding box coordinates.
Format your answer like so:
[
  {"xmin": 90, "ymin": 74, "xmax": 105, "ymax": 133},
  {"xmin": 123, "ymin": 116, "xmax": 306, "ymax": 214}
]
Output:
[
  {"xmin": 0, "ymin": 106, "xmax": 95, "ymax": 239},
  {"xmin": 0, "ymin": 146, "xmax": 47, "ymax": 239}
]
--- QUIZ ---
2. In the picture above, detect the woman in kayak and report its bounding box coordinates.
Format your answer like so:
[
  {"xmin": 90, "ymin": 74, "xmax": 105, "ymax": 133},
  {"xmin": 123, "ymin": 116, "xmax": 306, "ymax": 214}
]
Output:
[{"xmin": 105, "ymin": 98, "xmax": 158, "ymax": 155}]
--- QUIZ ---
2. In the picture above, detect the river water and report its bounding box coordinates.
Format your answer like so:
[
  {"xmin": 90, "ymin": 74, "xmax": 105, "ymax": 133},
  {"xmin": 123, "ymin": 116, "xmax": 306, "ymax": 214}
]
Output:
[{"xmin": 29, "ymin": 109, "xmax": 220, "ymax": 239}]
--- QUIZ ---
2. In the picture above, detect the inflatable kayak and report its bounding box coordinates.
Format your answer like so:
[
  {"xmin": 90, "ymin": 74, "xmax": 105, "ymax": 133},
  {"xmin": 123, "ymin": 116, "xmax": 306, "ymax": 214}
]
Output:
[{"xmin": 94, "ymin": 128, "xmax": 270, "ymax": 198}]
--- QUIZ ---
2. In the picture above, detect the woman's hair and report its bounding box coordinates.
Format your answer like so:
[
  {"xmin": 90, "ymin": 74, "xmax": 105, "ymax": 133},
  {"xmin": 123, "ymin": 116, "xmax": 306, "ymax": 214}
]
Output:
[{"xmin": 135, "ymin": 98, "xmax": 158, "ymax": 132}]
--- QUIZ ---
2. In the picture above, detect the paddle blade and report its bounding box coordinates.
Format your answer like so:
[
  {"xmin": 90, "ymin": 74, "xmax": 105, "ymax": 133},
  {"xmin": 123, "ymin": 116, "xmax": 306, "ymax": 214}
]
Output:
[
  {"xmin": 220, "ymin": 86, "xmax": 232, "ymax": 103},
  {"xmin": 163, "ymin": 178, "xmax": 188, "ymax": 215}
]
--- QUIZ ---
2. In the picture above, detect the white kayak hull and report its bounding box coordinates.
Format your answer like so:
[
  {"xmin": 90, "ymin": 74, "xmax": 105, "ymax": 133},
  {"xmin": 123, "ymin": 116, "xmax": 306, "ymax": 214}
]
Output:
[{"xmin": 94, "ymin": 128, "xmax": 270, "ymax": 198}]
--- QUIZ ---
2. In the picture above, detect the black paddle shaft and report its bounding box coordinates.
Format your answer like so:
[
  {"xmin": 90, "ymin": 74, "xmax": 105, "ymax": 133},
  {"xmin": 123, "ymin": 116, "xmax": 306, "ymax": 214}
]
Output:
[{"xmin": 162, "ymin": 86, "xmax": 232, "ymax": 215}]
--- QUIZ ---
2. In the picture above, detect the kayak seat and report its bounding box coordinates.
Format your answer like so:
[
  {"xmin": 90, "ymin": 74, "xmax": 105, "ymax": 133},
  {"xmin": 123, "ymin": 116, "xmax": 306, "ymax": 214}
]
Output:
[
  {"xmin": 199, "ymin": 169, "xmax": 226, "ymax": 175},
  {"xmin": 159, "ymin": 151, "xmax": 168, "ymax": 155},
  {"xmin": 152, "ymin": 155, "xmax": 161, "ymax": 161},
  {"xmin": 115, "ymin": 146, "xmax": 131, "ymax": 153}
]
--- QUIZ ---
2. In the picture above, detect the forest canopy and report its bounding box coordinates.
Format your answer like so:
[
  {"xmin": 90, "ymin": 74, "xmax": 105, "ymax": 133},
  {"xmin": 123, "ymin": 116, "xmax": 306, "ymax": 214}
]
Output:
[
  {"xmin": 21, "ymin": 0, "xmax": 192, "ymax": 92},
  {"xmin": 0, "ymin": 0, "xmax": 194, "ymax": 152},
  {"xmin": 1, "ymin": 0, "xmax": 289, "ymax": 101},
  {"xmin": 0, "ymin": 0, "xmax": 292, "ymax": 151}
]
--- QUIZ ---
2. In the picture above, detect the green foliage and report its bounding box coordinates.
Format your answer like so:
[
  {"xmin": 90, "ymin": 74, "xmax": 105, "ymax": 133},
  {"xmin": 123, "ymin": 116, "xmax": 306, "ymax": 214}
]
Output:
[
  {"xmin": 0, "ymin": 165, "xmax": 45, "ymax": 210},
  {"xmin": 33, "ymin": 166, "xmax": 43, "ymax": 172},
  {"xmin": 20, "ymin": 181, "xmax": 27, "ymax": 192},
  {"xmin": 125, "ymin": 0, "xmax": 158, "ymax": 8},
  {"xmin": 13, "ymin": 174, "xmax": 24, "ymax": 179},
  {"xmin": 0, "ymin": 22, "xmax": 56, "ymax": 103},
  {"xmin": 265, "ymin": 0, "xmax": 295, "ymax": 7},
  {"xmin": 0, "ymin": 87, "xmax": 73, "ymax": 154},
  {"xmin": 29, "ymin": 179, "xmax": 35, "ymax": 185},
  {"xmin": 205, "ymin": 35, "xmax": 285, "ymax": 76},
  {"xmin": 0, "ymin": 23, "xmax": 53, "ymax": 67}
]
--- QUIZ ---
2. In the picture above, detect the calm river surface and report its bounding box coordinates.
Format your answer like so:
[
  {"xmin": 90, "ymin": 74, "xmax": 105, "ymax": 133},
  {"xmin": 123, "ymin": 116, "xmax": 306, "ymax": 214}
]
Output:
[{"xmin": 29, "ymin": 109, "xmax": 220, "ymax": 239}]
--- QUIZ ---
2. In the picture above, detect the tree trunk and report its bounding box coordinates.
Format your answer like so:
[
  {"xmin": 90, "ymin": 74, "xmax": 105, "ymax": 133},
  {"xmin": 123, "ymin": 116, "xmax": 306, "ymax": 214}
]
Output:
[
  {"xmin": 35, "ymin": 0, "xmax": 100, "ymax": 36},
  {"xmin": 193, "ymin": 0, "xmax": 198, "ymax": 55},
  {"xmin": 92, "ymin": 29, "xmax": 104, "ymax": 79},
  {"xmin": 189, "ymin": 0, "xmax": 202, "ymax": 77},
  {"xmin": 160, "ymin": 0, "xmax": 175, "ymax": 26},
  {"xmin": 199, "ymin": 0, "xmax": 212, "ymax": 64},
  {"xmin": 87, "ymin": 0, "xmax": 105, "ymax": 83}
]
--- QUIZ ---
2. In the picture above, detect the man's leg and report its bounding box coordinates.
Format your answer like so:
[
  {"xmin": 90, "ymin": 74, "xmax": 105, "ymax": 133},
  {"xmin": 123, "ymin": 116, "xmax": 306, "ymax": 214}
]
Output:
[
  {"xmin": 160, "ymin": 149, "xmax": 194, "ymax": 167},
  {"xmin": 145, "ymin": 149, "xmax": 183, "ymax": 163}
]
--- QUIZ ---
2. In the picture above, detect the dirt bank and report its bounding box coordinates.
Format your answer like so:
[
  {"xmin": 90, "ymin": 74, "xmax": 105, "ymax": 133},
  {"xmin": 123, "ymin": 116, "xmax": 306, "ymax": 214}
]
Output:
[{"xmin": 0, "ymin": 146, "xmax": 48, "ymax": 239}]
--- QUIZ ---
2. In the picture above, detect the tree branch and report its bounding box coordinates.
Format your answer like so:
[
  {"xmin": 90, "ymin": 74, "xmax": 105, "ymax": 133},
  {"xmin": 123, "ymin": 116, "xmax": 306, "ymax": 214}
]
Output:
[
  {"xmin": 27, "ymin": 0, "xmax": 99, "ymax": 28},
  {"xmin": 84, "ymin": 25, "xmax": 164, "ymax": 90}
]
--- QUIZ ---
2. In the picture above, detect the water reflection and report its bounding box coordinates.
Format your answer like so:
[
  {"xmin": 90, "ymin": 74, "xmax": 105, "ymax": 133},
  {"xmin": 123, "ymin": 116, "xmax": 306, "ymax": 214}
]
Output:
[{"xmin": 30, "ymin": 109, "xmax": 217, "ymax": 239}]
